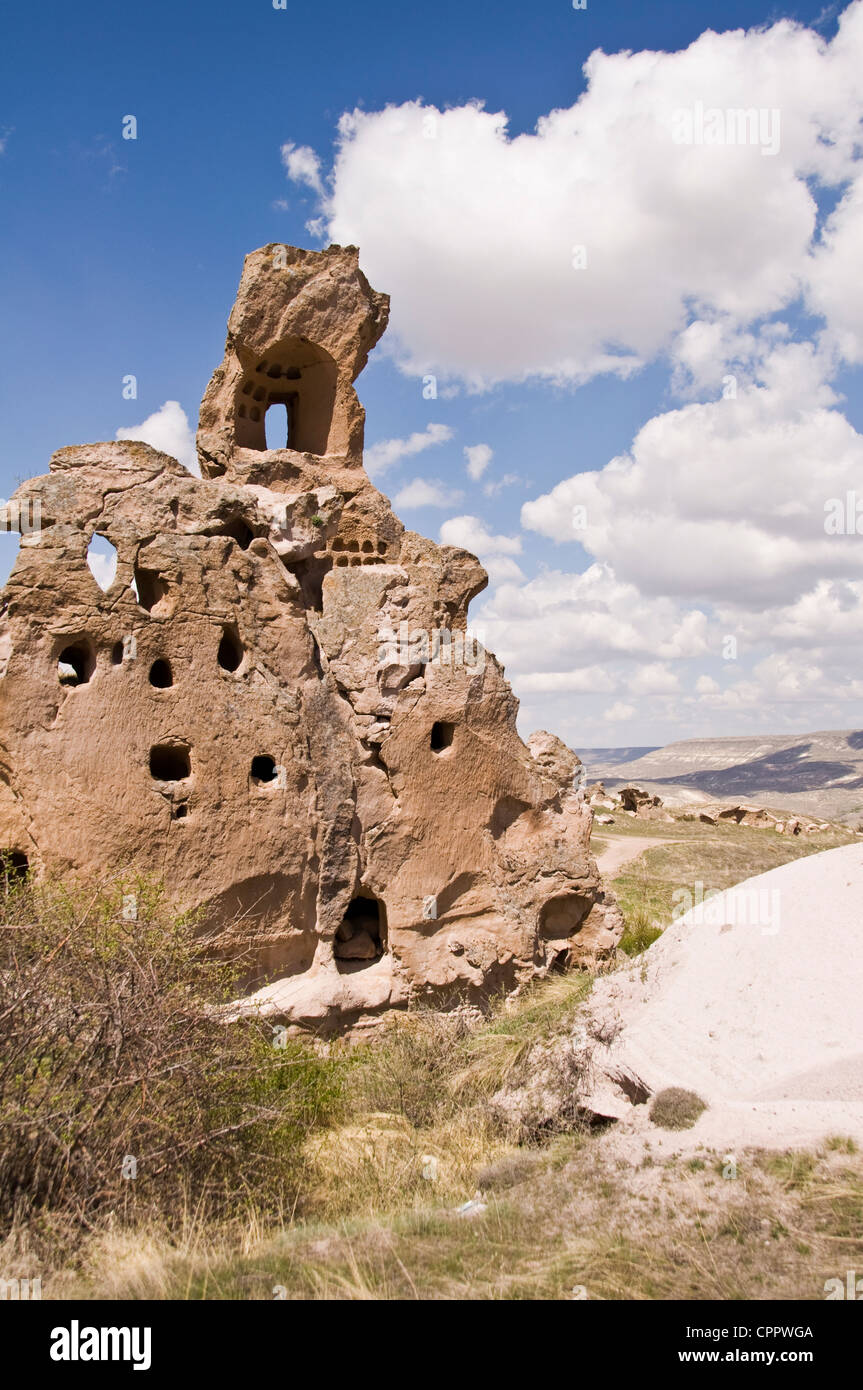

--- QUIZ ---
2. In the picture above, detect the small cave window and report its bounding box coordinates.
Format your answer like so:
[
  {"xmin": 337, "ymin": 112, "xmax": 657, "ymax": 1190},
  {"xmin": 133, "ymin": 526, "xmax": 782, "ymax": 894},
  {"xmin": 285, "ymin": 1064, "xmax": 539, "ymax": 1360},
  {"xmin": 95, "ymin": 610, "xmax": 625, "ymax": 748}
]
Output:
[
  {"xmin": 172, "ymin": 803, "xmax": 189, "ymax": 820},
  {"xmin": 149, "ymin": 659, "xmax": 173, "ymax": 688},
  {"xmin": 218, "ymin": 627, "xmax": 243, "ymax": 673},
  {"xmin": 149, "ymin": 744, "xmax": 191, "ymax": 781},
  {"xmin": 222, "ymin": 517, "xmax": 254, "ymax": 550},
  {"xmin": 549, "ymin": 949, "xmax": 571, "ymax": 975},
  {"xmin": 1, "ymin": 849, "xmax": 29, "ymax": 892},
  {"xmin": 251, "ymin": 755, "xmax": 277, "ymax": 784},
  {"xmin": 57, "ymin": 642, "xmax": 95, "ymax": 686},
  {"xmin": 334, "ymin": 894, "xmax": 386, "ymax": 969},
  {"xmin": 264, "ymin": 401, "xmax": 291, "ymax": 451},
  {"xmin": 133, "ymin": 565, "xmax": 168, "ymax": 613},
  {"xmin": 430, "ymin": 721, "xmax": 455, "ymax": 753},
  {"xmin": 86, "ymin": 533, "xmax": 118, "ymax": 592},
  {"xmin": 110, "ymin": 641, "xmax": 125, "ymax": 666},
  {"xmin": 539, "ymin": 893, "xmax": 591, "ymax": 941}
]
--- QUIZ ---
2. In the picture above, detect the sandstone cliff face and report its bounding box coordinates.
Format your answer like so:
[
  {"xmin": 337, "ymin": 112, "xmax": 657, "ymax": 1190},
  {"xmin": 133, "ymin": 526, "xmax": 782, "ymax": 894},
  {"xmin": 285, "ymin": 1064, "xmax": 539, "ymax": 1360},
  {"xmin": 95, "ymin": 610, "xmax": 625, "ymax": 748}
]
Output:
[{"xmin": 0, "ymin": 243, "xmax": 622, "ymax": 1032}]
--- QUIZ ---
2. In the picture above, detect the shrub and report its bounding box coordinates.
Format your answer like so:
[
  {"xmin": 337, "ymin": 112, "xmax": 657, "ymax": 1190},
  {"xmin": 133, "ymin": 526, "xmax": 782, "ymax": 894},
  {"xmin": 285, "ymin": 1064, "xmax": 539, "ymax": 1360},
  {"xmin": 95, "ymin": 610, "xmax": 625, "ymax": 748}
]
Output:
[
  {"xmin": 619, "ymin": 905, "xmax": 663, "ymax": 957},
  {"xmin": 649, "ymin": 1087, "xmax": 707, "ymax": 1130},
  {"xmin": 0, "ymin": 872, "xmax": 342, "ymax": 1229},
  {"xmin": 349, "ymin": 1009, "xmax": 472, "ymax": 1127}
]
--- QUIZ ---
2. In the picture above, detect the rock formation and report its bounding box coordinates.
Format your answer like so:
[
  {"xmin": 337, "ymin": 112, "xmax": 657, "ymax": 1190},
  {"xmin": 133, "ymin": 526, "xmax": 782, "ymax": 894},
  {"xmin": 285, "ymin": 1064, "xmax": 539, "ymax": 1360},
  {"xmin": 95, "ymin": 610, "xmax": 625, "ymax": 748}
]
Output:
[
  {"xmin": 695, "ymin": 803, "xmax": 829, "ymax": 834},
  {"xmin": 0, "ymin": 242, "xmax": 623, "ymax": 1032},
  {"xmin": 619, "ymin": 786, "xmax": 661, "ymax": 814}
]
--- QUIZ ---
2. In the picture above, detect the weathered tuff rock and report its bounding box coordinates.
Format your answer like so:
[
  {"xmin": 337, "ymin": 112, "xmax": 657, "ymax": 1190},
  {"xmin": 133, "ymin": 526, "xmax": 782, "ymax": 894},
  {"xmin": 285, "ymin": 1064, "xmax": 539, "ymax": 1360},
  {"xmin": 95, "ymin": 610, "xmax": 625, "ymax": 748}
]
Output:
[
  {"xmin": 619, "ymin": 785, "xmax": 662, "ymax": 813},
  {"xmin": 0, "ymin": 242, "xmax": 623, "ymax": 1032},
  {"xmin": 695, "ymin": 802, "xmax": 826, "ymax": 834}
]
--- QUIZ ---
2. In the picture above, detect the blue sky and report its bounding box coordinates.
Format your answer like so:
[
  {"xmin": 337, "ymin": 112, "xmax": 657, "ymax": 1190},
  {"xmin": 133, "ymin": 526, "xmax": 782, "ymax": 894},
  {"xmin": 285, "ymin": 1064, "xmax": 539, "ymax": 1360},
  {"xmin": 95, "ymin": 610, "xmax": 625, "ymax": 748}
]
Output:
[{"xmin": 2, "ymin": 0, "xmax": 862, "ymax": 748}]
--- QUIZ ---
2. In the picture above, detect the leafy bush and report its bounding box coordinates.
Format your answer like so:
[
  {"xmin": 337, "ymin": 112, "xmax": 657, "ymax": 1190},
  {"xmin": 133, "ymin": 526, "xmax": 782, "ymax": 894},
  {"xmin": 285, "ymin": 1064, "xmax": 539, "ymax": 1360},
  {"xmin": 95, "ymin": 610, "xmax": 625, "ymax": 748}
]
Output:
[{"xmin": 0, "ymin": 872, "xmax": 342, "ymax": 1228}]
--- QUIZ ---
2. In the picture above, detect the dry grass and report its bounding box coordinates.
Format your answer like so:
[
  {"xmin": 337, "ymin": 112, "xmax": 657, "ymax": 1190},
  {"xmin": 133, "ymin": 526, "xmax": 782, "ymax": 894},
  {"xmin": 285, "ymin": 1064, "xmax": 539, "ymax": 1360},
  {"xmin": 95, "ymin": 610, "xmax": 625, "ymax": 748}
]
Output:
[
  {"xmin": 5, "ymin": 845, "xmax": 861, "ymax": 1302},
  {"xmin": 7, "ymin": 954, "xmax": 861, "ymax": 1301},
  {"xmin": 15, "ymin": 1133, "xmax": 862, "ymax": 1301}
]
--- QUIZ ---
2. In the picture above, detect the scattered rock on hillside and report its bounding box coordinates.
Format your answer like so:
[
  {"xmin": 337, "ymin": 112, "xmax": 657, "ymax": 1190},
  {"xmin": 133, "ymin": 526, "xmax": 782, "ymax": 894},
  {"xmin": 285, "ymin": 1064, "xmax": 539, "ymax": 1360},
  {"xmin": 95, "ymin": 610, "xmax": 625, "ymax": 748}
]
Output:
[
  {"xmin": 619, "ymin": 785, "xmax": 660, "ymax": 813},
  {"xmin": 717, "ymin": 804, "xmax": 778, "ymax": 827}
]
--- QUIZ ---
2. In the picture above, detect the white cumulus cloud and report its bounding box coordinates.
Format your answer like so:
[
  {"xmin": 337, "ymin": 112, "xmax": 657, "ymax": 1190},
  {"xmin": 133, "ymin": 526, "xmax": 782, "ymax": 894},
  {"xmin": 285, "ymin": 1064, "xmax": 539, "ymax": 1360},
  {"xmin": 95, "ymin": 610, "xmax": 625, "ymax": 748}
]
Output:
[
  {"xmin": 364, "ymin": 422, "xmax": 453, "ymax": 479},
  {"xmin": 604, "ymin": 701, "xmax": 636, "ymax": 724},
  {"xmin": 116, "ymin": 400, "xmax": 199, "ymax": 476},
  {"xmin": 281, "ymin": 141, "xmax": 325, "ymax": 196},
  {"xmin": 464, "ymin": 443, "xmax": 493, "ymax": 480},
  {"xmin": 521, "ymin": 342, "xmax": 863, "ymax": 609},
  {"xmin": 311, "ymin": 4, "xmax": 863, "ymax": 388},
  {"xmin": 393, "ymin": 477, "xmax": 462, "ymax": 509},
  {"xmin": 439, "ymin": 514, "xmax": 523, "ymax": 557}
]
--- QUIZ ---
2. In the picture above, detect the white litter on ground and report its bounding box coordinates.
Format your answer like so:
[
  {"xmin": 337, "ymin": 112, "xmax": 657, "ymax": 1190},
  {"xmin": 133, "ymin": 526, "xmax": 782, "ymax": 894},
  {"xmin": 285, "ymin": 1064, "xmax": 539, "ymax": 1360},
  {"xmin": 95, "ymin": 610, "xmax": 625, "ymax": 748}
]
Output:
[{"xmin": 587, "ymin": 843, "xmax": 863, "ymax": 1149}]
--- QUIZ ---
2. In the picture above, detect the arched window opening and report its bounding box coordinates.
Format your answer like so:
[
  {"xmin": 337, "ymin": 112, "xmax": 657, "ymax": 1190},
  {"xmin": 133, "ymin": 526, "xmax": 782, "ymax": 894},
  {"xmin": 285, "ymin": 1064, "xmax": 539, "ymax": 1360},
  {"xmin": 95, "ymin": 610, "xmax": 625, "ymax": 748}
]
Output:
[{"xmin": 234, "ymin": 338, "xmax": 337, "ymax": 456}]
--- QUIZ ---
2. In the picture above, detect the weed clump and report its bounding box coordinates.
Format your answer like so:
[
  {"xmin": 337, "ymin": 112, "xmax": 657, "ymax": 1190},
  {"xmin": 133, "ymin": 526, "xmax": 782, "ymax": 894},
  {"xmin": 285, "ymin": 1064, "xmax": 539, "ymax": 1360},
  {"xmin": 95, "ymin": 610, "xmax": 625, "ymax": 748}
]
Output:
[{"xmin": 649, "ymin": 1087, "xmax": 707, "ymax": 1131}]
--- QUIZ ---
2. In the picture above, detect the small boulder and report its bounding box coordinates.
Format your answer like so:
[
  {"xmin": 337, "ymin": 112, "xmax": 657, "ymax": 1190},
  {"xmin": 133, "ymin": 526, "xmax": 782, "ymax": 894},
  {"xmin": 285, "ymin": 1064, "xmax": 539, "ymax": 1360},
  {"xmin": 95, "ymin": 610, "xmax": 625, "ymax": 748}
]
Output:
[{"xmin": 334, "ymin": 927, "xmax": 378, "ymax": 960}]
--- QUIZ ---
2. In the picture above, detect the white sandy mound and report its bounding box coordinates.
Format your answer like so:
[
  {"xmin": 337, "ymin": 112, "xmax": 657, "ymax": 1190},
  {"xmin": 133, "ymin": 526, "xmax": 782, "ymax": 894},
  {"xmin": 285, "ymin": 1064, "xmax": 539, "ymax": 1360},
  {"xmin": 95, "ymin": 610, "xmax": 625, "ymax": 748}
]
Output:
[{"xmin": 588, "ymin": 843, "xmax": 863, "ymax": 1147}]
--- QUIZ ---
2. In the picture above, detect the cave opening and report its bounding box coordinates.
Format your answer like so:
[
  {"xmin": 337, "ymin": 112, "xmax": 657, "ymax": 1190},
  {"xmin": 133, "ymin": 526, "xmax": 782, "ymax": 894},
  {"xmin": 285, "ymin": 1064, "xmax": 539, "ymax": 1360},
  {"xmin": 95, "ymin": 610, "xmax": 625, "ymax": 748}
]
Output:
[
  {"xmin": 251, "ymin": 755, "xmax": 277, "ymax": 784},
  {"xmin": 430, "ymin": 721, "xmax": 455, "ymax": 753},
  {"xmin": 57, "ymin": 641, "xmax": 95, "ymax": 686},
  {"xmin": 133, "ymin": 565, "xmax": 169, "ymax": 613},
  {"xmin": 149, "ymin": 658, "xmax": 173, "ymax": 688},
  {"xmin": 218, "ymin": 627, "xmax": 243, "ymax": 673},
  {"xmin": 234, "ymin": 338, "xmax": 337, "ymax": 456},
  {"xmin": 1, "ymin": 849, "xmax": 29, "ymax": 893},
  {"xmin": 334, "ymin": 894, "xmax": 386, "ymax": 970},
  {"xmin": 149, "ymin": 744, "xmax": 191, "ymax": 781}
]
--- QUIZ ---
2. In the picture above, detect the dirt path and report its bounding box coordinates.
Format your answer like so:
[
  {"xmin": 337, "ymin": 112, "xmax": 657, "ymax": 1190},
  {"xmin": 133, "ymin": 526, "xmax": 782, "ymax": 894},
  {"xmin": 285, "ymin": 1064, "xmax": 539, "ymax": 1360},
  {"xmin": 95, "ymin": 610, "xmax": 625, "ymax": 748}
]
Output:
[{"xmin": 593, "ymin": 834, "xmax": 683, "ymax": 877}]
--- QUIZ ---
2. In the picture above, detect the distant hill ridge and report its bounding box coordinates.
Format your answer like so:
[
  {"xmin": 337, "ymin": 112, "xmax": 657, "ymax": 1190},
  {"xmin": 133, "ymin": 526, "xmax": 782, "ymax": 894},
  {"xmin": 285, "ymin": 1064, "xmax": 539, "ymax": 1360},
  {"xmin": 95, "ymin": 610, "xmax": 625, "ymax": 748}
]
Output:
[{"xmin": 576, "ymin": 729, "xmax": 863, "ymax": 823}]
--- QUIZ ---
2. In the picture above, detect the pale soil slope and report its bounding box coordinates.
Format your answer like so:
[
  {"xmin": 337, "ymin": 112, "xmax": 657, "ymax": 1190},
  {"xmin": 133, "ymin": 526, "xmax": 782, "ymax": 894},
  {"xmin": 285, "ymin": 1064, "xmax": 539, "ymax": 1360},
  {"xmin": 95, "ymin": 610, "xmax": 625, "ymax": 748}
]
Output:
[{"xmin": 588, "ymin": 842, "xmax": 863, "ymax": 1149}]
